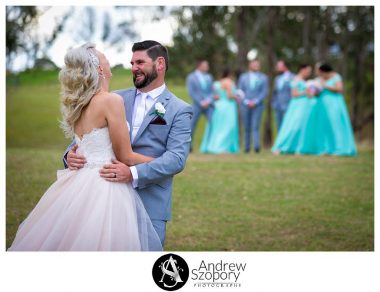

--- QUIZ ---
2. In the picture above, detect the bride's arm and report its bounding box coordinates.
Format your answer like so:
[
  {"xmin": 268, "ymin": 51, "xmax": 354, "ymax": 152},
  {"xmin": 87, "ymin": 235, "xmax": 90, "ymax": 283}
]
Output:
[{"xmin": 104, "ymin": 93, "xmax": 154, "ymax": 166}]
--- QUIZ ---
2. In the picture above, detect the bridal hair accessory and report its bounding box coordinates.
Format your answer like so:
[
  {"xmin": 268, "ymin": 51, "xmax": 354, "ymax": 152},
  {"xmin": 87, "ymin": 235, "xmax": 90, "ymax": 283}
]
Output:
[
  {"xmin": 150, "ymin": 102, "xmax": 166, "ymax": 118},
  {"xmin": 88, "ymin": 50, "xmax": 105, "ymax": 79},
  {"xmin": 88, "ymin": 50, "xmax": 100, "ymax": 67}
]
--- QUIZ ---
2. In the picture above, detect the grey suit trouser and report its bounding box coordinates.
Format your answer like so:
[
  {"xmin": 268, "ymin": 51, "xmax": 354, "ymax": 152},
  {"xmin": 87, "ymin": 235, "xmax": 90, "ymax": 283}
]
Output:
[{"xmin": 151, "ymin": 219, "xmax": 167, "ymax": 247}]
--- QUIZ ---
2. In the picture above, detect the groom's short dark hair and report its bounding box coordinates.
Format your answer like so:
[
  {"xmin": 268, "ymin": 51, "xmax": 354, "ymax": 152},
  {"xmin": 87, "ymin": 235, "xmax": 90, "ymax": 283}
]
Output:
[{"xmin": 132, "ymin": 40, "xmax": 169, "ymax": 72}]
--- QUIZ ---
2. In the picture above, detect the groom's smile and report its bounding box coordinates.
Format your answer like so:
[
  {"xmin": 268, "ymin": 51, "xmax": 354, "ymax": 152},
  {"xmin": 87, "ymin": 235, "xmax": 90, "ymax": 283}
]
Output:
[
  {"xmin": 133, "ymin": 68, "xmax": 156, "ymax": 88},
  {"xmin": 134, "ymin": 72, "xmax": 145, "ymax": 81}
]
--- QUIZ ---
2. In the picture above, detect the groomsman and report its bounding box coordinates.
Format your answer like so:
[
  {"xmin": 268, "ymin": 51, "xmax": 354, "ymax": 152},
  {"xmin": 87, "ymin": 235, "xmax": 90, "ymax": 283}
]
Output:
[
  {"xmin": 186, "ymin": 60, "xmax": 214, "ymax": 150},
  {"xmin": 238, "ymin": 59, "xmax": 269, "ymax": 153},
  {"xmin": 272, "ymin": 60, "xmax": 294, "ymax": 131}
]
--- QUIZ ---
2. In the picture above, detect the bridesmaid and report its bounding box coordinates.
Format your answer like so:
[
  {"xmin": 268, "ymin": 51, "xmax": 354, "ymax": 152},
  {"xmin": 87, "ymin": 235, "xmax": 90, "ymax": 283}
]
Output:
[
  {"xmin": 200, "ymin": 68, "xmax": 240, "ymax": 154},
  {"xmin": 318, "ymin": 63, "xmax": 357, "ymax": 156},
  {"xmin": 296, "ymin": 64, "xmax": 326, "ymax": 154},
  {"xmin": 272, "ymin": 64, "xmax": 312, "ymax": 154}
]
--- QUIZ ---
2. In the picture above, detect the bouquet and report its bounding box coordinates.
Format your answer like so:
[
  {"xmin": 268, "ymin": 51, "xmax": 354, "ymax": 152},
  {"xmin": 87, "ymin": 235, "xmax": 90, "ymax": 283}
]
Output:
[{"xmin": 306, "ymin": 79, "xmax": 322, "ymax": 97}]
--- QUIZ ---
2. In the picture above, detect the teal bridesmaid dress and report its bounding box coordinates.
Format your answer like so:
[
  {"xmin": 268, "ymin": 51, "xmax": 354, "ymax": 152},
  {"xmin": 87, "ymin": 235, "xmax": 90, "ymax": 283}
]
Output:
[
  {"xmin": 319, "ymin": 74, "xmax": 357, "ymax": 156},
  {"xmin": 200, "ymin": 81, "xmax": 240, "ymax": 154},
  {"xmin": 297, "ymin": 78, "xmax": 329, "ymax": 155},
  {"xmin": 271, "ymin": 78, "xmax": 311, "ymax": 154}
]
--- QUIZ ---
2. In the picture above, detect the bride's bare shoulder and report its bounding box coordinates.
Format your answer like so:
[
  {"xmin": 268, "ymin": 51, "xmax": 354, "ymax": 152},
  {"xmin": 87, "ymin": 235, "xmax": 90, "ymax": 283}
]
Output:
[
  {"xmin": 89, "ymin": 92, "xmax": 125, "ymax": 117},
  {"xmin": 96, "ymin": 92, "xmax": 124, "ymax": 106},
  {"xmin": 102, "ymin": 92, "xmax": 123, "ymax": 100}
]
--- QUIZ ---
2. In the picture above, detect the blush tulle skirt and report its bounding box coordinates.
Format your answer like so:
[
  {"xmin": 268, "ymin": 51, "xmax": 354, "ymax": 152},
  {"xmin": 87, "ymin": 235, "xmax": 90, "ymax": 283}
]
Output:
[{"xmin": 8, "ymin": 168, "xmax": 162, "ymax": 251}]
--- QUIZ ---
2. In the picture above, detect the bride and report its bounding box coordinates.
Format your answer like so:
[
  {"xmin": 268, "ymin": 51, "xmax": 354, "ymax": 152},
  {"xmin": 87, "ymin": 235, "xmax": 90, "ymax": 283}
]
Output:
[{"xmin": 8, "ymin": 43, "xmax": 162, "ymax": 251}]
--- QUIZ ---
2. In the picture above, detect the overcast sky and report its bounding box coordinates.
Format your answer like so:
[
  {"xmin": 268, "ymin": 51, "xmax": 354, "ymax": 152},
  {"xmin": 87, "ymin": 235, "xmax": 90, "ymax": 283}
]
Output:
[{"xmin": 12, "ymin": 6, "xmax": 178, "ymax": 71}]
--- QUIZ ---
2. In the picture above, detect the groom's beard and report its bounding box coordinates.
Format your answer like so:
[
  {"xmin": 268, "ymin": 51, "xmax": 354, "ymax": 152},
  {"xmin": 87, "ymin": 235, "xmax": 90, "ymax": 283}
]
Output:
[{"xmin": 133, "ymin": 65, "xmax": 158, "ymax": 89}]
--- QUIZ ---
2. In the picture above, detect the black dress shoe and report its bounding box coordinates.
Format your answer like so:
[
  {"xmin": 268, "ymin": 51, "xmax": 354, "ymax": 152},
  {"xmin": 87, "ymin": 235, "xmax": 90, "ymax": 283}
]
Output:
[
  {"xmin": 254, "ymin": 147, "xmax": 260, "ymax": 153},
  {"xmin": 244, "ymin": 149, "xmax": 250, "ymax": 153}
]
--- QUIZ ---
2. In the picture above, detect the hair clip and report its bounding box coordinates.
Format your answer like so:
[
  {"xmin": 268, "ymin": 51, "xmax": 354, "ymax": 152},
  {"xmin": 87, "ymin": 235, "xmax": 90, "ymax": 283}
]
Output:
[{"xmin": 88, "ymin": 50, "xmax": 100, "ymax": 67}]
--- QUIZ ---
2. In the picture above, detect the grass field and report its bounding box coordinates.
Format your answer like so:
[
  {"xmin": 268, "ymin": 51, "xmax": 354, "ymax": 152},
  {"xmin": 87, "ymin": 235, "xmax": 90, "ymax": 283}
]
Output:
[{"xmin": 6, "ymin": 69, "xmax": 374, "ymax": 250}]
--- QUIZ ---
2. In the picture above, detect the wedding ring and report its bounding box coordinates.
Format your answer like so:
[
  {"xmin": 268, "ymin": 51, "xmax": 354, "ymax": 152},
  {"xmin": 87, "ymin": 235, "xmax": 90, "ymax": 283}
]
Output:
[{"xmin": 113, "ymin": 173, "xmax": 117, "ymax": 178}]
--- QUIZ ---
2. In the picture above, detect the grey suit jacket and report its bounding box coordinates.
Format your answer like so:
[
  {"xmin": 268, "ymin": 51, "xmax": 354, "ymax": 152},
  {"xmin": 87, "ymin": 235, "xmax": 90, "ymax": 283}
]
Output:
[
  {"xmin": 113, "ymin": 87, "xmax": 193, "ymax": 221},
  {"xmin": 186, "ymin": 71, "xmax": 214, "ymax": 107},
  {"xmin": 237, "ymin": 71, "xmax": 269, "ymax": 107},
  {"xmin": 272, "ymin": 71, "xmax": 294, "ymax": 111}
]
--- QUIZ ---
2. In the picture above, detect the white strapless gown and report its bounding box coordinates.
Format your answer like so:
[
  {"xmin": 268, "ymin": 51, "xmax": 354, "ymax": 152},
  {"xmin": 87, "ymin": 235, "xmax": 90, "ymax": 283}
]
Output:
[{"xmin": 8, "ymin": 127, "xmax": 162, "ymax": 251}]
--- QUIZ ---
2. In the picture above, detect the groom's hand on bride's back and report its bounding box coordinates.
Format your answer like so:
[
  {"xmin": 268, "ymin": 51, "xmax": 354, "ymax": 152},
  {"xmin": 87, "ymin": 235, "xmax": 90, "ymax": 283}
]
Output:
[{"xmin": 67, "ymin": 144, "xmax": 86, "ymax": 170}]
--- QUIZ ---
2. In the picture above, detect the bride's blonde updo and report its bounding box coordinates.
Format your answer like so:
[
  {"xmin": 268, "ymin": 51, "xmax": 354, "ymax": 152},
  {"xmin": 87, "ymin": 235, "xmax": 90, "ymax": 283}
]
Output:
[{"xmin": 59, "ymin": 42, "xmax": 102, "ymax": 138}]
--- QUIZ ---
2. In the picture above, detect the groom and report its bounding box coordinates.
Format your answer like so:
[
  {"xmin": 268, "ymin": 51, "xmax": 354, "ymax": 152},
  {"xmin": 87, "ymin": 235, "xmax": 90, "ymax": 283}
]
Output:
[{"xmin": 64, "ymin": 40, "xmax": 193, "ymax": 247}]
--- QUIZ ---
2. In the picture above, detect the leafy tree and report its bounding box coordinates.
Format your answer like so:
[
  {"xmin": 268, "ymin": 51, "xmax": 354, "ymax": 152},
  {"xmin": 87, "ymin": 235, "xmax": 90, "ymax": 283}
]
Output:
[
  {"xmin": 170, "ymin": 6, "xmax": 374, "ymax": 141},
  {"xmin": 6, "ymin": 6, "xmax": 38, "ymax": 69}
]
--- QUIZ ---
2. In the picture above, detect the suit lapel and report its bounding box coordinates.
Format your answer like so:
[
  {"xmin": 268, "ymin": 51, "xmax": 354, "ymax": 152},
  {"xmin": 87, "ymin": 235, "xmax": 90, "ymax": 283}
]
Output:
[
  {"xmin": 124, "ymin": 89, "xmax": 136, "ymax": 140},
  {"xmin": 132, "ymin": 88, "xmax": 172, "ymax": 144}
]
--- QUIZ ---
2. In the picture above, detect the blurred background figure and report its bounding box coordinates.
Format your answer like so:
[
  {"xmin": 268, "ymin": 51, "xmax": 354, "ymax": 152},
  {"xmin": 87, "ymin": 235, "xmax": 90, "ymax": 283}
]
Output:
[
  {"xmin": 272, "ymin": 64, "xmax": 312, "ymax": 155},
  {"xmin": 297, "ymin": 62, "xmax": 328, "ymax": 154},
  {"xmin": 186, "ymin": 59, "xmax": 214, "ymax": 151},
  {"xmin": 318, "ymin": 63, "xmax": 357, "ymax": 156},
  {"xmin": 306, "ymin": 63, "xmax": 323, "ymax": 97},
  {"xmin": 200, "ymin": 68, "xmax": 240, "ymax": 154},
  {"xmin": 271, "ymin": 60, "xmax": 294, "ymax": 131},
  {"xmin": 238, "ymin": 59, "xmax": 268, "ymax": 153},
  {"xmin": 297, "ymin": 65, "xmax": 325, "ymax": 154}
]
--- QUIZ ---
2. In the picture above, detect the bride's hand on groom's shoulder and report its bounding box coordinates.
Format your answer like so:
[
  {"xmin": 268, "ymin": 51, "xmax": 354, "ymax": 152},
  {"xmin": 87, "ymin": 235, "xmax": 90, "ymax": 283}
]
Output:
[
  {"xmin": 67, "ymin": 145, "xmax": 86, "ymax": 170},
  {"xmin": 99, "ymin": 159, "xmax": 133, "ymax": 183}
]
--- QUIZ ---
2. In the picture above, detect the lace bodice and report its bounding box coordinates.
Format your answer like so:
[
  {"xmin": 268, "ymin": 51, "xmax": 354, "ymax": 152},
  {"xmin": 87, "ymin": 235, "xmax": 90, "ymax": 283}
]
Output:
[{"xmin": 75, "ymin": 127, "xmax": 116, "ymax": 168}]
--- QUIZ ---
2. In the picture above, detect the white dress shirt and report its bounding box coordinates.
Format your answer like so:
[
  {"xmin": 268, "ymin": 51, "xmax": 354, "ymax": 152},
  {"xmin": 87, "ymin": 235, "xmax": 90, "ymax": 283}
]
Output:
[{"xmin": 130, "ymin": 83, "xmax": 166, "ymax": 188}]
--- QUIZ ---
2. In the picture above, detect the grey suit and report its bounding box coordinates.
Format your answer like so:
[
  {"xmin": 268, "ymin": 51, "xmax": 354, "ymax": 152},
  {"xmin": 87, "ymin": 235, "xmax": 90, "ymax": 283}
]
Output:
[
  {"xmin": 238, "ymin": 71, "xmax": 269, "ymax": 152},
  {"xmin": 272, "ymin": 71, "xmax": 294, "ymax": 130},
  {"xmin": 64, "ymin": 87, "xmax": 193, "ymax": 246},
  {"xmin": 186, "ymin": 70, "xmax": 214, "ymax": 147}
]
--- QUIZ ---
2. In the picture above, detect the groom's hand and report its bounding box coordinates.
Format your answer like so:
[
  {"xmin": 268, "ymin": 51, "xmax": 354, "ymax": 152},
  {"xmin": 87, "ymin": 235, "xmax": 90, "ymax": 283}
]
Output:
[
  {"xmin": 67, "ymin": 144, "xmax": 86, "ymax": 170},
  {"xmin": 100, "ymin": 159, "xmax": 133, "ymax": 183}
]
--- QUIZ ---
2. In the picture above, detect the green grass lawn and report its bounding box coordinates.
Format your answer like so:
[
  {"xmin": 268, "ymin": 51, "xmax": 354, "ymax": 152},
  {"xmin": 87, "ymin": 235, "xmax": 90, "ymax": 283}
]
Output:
[{"xmin": 6, "ymin": 69, "xmax": 374, "ymax": 251}]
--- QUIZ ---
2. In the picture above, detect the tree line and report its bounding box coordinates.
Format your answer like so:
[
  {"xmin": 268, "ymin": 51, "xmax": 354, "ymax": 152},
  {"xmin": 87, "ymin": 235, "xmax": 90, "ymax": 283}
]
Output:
[
  {"xmin": 6, "ymin": 6, "xmax": 374, "ymax": 142},
  {"xmin": 168, "ymin": 6, "xmax": 374, "ymax": 143}
]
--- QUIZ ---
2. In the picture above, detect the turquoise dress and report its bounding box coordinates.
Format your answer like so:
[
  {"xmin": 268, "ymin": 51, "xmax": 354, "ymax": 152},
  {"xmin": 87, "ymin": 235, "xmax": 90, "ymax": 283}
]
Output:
[
  {"xmin": 319, "ymin": 74, "xmax": 357, "ymax": 156},
  {"xmin": 271, "ymin": 79, "xmax": 311, "ymax": 154},
  {"xmin": 200, "ymin": 81, "xmax": 240, "ymax": 154},
  {"xmin": 296, "ymin": 78, "xmax": 328, "ymax": 155}
]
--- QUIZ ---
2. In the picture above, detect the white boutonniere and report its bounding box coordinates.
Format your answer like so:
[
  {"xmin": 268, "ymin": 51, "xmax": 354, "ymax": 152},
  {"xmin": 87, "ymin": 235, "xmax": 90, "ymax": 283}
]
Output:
[{"xmin": 150, "ymin": 102, "xmax": 166, "ymax": 118}]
